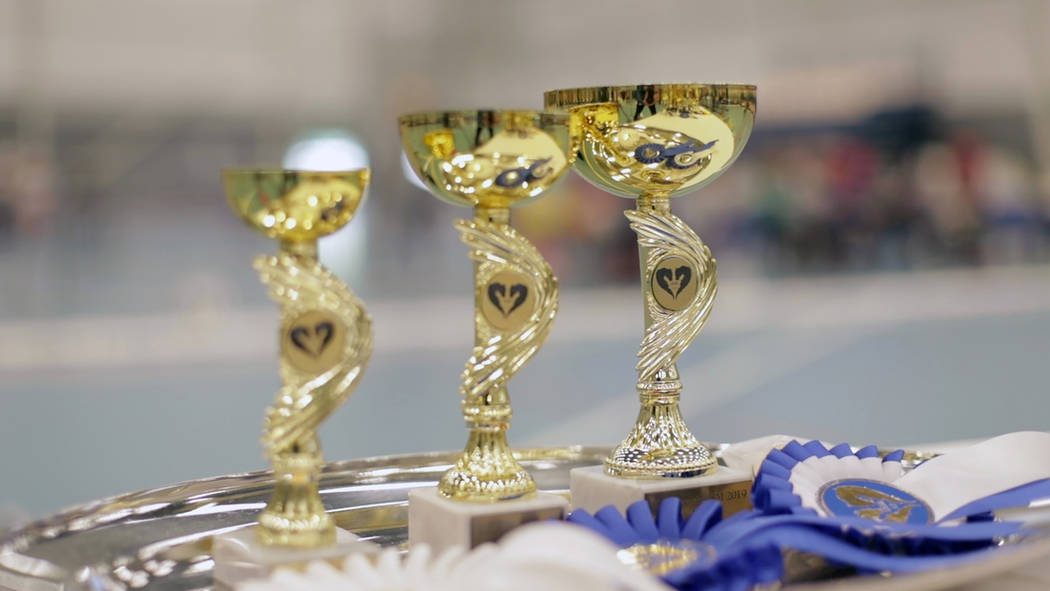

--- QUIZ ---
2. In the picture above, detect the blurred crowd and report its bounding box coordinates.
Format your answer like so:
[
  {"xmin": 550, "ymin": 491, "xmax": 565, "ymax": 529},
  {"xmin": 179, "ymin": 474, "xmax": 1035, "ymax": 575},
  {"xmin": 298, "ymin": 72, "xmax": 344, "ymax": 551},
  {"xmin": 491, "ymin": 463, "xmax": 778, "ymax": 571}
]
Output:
[
  {"xmin": 2, "ymin": 105, "xmax": 1050, "ymax": 305},
  {"xmin": 739, "ymin": 107, "xmax": 1050, "ymax": 274},
  {"xmin": 0, "ymin": 145, "xmax": 57, "ymax": 247}
]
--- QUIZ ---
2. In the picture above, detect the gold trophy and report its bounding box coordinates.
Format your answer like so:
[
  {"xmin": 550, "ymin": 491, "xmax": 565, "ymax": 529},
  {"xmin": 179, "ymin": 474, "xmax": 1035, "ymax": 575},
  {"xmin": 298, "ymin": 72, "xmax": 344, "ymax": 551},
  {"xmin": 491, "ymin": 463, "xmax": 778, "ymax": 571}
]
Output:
[
  {"xmin": 545, "ymin": 84, "xmax": 757, "ymax": 515},
  {"xmin": 214, "ymin": 170, "xmax": 377, "ymax": 582},
  {"xmin": 399, "ymin": 109, "xmax": 572, "ymax": 551}
]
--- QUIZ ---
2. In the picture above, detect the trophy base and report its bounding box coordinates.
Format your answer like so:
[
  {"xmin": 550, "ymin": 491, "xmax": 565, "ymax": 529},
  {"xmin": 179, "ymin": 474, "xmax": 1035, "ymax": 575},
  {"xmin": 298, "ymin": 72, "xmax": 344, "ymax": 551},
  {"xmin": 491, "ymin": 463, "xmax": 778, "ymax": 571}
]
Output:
[
  {"xmin": 604, "ymin": 444, "xmax": 719, "ymax": 478},
  {"xmin": 408, "ymin": 487, "xmax": 568, "ymax": 553},
  {"xmin": 212, "ymin": 526, "xmax": 378, "ymax": 588},
  {"xmin": 569, "ymin": 465, "xmax": 753, "ymax": 518}
]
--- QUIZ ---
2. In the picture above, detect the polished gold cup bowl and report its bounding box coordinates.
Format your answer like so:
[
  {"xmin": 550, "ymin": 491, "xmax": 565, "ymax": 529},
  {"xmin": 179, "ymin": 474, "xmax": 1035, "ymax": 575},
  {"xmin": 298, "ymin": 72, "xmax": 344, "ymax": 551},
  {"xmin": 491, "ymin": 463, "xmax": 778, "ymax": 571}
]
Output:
[
  {"xmin": 222, "ymin": 168, "xmax": 373, "ymax": 548},
  {"xmin": 544, "ymin": 84, "xmax": 755, "ymax": 199},
  {"xmin": 400, "ymin": 109, "xmax": 572, "ymax": 502},
  {"xmin": 545, "ymin": 84, "xmax": 756, "ymax": 479},
  {"xmin": 400, "ymin": 109, "xmax": 571, "ymax": 210},
  {"xmin": 223, "ymin": 169, "xmax": 369, "ymax": 245}
]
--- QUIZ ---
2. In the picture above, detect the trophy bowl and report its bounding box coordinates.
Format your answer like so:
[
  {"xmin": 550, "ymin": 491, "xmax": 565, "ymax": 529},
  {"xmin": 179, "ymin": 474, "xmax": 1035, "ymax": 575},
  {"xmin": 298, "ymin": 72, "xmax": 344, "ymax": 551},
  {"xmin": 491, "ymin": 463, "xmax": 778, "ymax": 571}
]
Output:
[
  {"xmin": 399, "ymin": 109, "xmax": 571, "ymax": 210},
  {"xmin": 222, "ymin": 169, "xmax": 369, "ymax": 242},
  {"xmin": 543, "ymin": 83, "xmax": 755, "ymax": 199}
]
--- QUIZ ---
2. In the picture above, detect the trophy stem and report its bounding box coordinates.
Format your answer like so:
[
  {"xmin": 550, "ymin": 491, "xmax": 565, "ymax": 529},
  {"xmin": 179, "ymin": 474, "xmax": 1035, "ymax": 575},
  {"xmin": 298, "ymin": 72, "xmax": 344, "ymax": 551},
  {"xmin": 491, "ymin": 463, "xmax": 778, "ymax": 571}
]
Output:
[
  {"xmin": 635, "ymin": 193, "xmax": 672, "ymax": 341},
  {"xmin": 257, "ymin": 237, "xmax": 336, "ymax": 548},
  {"xmin": 438, "ymin": 205, "xmax": 536, "ymax": 502},
  {"xmin": 279, "ymin": 239, "xmax": 319, "ymax": 259},
  {"xmin": 604, "ymin": 193, "xmax": 717, "ymax": 478}
]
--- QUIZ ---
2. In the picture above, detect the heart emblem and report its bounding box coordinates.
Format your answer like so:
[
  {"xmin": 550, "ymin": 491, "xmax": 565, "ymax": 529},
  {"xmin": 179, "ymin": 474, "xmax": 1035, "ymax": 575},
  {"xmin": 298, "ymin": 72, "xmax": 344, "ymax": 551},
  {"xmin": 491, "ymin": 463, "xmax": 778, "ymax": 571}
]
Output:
[
  {"xmin": 487, "ymin": 282, "xmax": 528, "ymax": 317},
  {"xmin": 289, "ymin": 321, "xmax": 335, "ymax": 357},
  {"xmin": 655, "ymin": 266, "xmax": 692, "ymax": 299}
]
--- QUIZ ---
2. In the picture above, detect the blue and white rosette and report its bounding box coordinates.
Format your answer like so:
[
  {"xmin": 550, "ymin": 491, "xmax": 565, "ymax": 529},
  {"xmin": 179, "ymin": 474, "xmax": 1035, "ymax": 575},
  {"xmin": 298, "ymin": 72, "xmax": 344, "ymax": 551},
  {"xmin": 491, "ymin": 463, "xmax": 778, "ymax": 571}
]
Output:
[
  {"xmin": 568, "ymin": 498, "xmax": 783, "ymax": 591},
  {"xmin": 752, "ymin": 431, "xmax": 1050, "ymax": 524},
  {"xmin": 752, "ymin": 440, "xmax": 912, "ymax": 519},
  {"xmin": 568, "ymin": 498, "xmax": 1024, "ymax": 591},
  {"xmin": 563, "ymin": 432, "xmax": 1050, "ymax": 590}
]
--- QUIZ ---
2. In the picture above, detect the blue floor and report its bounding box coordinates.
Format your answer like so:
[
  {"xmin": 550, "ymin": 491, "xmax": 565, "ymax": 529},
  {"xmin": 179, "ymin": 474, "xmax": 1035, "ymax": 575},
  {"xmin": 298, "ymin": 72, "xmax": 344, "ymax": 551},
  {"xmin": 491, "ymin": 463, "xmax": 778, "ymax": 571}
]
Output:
[{"xmin": 3, "ymin": 308, "xmax": 1048, "ymax": 518}]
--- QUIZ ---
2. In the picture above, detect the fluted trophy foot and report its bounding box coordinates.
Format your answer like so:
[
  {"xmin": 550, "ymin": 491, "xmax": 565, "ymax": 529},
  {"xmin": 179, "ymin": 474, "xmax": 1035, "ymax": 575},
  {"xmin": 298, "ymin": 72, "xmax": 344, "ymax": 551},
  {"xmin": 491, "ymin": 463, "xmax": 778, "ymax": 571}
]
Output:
[
  {"xmin": 436, "ymin": 428, "xmax": 534, "ymax": 502},
  {"xmin": 605, "ymin": 400, "xmax": 717, "ymax": 478},
  {"xmin": 438, "ymin": 470, "xmax": 536, "ymax": 503},
  {"xmin": 256, "ymin": 495, "xmax": 335, "ymax": 547},
  {"xmin": 605, "ymin": 445, "xmax": 717, "ymax": 479},
  {"xmin": 254, "ymin": 451, "xmax": 335, "ymax": 547}
]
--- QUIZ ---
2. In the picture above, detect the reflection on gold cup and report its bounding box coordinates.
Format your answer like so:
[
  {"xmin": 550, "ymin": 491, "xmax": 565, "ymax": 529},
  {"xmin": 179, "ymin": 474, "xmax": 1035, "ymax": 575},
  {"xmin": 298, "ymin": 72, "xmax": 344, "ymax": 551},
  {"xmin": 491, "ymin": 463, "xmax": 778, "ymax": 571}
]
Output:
[
  {"xmin": 225, "ymin": 169, "xmax": 368, "ymax": 244},
  {"xmin": 400, "ymin": 110, "xmax": 572, "ymax": 501},
  {"xmin": 545, "ymin": 84, "xmax": 757, "ymax": 478},
  {"xmin": 402, "ymin": 109, "xmax": 571, "ymax": 210},
  {"xmin": 223, "ymin": 169, "xmax": 373, "ymax": 547}
]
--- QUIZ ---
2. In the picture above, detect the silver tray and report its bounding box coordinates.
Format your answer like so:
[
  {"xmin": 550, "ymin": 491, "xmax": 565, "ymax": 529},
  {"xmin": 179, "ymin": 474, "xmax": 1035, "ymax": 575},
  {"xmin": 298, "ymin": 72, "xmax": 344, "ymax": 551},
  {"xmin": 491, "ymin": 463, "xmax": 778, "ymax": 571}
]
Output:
[
  {"xmin": 2, "ymin": 445, "xmax": 1048, "ymax": 591},
  {"xmin": 0, "ymin": 447, "xmax": 608, "ymax": 590}
]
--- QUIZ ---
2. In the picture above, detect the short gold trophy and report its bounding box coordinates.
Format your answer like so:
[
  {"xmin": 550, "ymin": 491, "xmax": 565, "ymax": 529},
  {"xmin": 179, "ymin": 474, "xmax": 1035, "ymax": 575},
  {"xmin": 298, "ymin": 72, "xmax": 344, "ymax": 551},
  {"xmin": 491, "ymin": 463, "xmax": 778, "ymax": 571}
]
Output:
[
  {"xmin": 213, "ymin": 170, "xmax": 378, "ymax": 584},
  {"xmin": 399, "ymin": 109, "xmax": 572, "ymax": 551},
  {"xmin": 545, "ymin": 83, "xmax": 757, "ymax": 517}
]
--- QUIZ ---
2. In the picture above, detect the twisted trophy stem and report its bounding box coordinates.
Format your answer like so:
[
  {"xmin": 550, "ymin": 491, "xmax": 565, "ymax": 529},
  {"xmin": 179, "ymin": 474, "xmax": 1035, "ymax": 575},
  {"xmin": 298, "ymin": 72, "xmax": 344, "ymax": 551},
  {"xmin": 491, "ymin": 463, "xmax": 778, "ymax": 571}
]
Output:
[
  {"xmin": 605, "ymin": 194, "xmax": 718, "ymax": 478},
  {"xmin": 439, "ymin": 206, "xmax": 558, "ymax": 502},
  {"xmin": 254, "ymin": 240, "xmax": 373, "ymax": 546}
]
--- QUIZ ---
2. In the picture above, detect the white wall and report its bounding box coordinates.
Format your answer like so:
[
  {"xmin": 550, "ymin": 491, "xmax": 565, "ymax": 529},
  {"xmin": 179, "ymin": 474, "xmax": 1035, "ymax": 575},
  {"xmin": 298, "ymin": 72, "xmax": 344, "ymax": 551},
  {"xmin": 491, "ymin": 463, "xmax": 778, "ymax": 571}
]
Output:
[{"xmin": 0, "ymin": 0, "xmax": 1047, "ymax": 122}]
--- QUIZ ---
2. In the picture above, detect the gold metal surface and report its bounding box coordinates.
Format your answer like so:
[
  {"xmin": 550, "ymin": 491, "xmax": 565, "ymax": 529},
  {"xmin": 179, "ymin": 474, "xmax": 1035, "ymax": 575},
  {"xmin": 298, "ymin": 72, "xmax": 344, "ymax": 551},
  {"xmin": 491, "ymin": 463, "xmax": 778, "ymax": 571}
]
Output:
[
  {"xmin": 619, "ymin": 540, "xmax": 716, "ymax": 577},
  {"xmin": 400, "ymin": 109, "xmax": 571, "ymax": 502},
  {"xmin": 546, "ymin": 84, "xmax": 756, "ymax": 478},
  {"xmin": 544, "ymin": 84, "xmax": 755, "ymax": 199},
  {"xmin": 222, "ymin": 170, "xmax": 373, "ymax": 547},
  {"xmin": 224, "ymin": 169, "xmax": 368, "ymax": 242},
  {"xmin": 400, "ymin": 110, "xmax": 570, "ymax": 210}
]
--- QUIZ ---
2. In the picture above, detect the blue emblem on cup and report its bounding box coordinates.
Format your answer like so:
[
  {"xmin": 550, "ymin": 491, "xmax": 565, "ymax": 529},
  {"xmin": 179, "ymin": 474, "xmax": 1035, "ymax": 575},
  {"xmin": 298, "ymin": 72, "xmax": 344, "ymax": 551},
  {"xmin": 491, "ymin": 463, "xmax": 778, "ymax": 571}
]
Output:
[
  {"xmin": 818, "ymin": 479, "xmax": 932, "ymax": 524},
  {"xmin": 494, "ymin": 158, "xmax": 553, "ymax": 188},
  {"xmin": 632, "ymin": 139, "xmax": 718, "ymax": 169}
]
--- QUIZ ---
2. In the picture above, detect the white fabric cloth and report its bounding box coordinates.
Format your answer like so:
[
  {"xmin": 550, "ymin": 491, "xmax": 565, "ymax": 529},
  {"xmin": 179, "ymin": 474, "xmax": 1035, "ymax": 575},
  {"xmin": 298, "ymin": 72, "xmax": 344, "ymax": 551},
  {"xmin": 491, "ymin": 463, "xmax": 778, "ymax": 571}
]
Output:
[
  {"xmin": 720, "ymin": 434, "xmax": 809, "ymax": 475},
  {"xmin": 785, "ymin": 431, "xmax": 1050, "ymax": 521},
  {"xmin": 237, "ymin": 521, "xmax": 670, "ymax": 591},
  {"xmin": 896, "ymin": 431, "xmax": 1050, "ymax": 520}
]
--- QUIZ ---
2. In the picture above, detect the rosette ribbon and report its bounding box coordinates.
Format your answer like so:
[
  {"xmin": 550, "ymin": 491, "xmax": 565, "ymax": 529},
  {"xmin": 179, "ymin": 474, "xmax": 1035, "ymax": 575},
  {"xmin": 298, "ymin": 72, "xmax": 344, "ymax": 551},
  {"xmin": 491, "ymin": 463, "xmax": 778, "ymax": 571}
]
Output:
[
  {"xmin": 569, "ymin": 498, "xmax": 781, "ymax": 591},
  {"xmin": 568, "ymin": 497, "xmax": 1024, "ymax": 591},
  {"xmin": 751, "ymin": 431, "xmax": 1050, "ymax": 524}
]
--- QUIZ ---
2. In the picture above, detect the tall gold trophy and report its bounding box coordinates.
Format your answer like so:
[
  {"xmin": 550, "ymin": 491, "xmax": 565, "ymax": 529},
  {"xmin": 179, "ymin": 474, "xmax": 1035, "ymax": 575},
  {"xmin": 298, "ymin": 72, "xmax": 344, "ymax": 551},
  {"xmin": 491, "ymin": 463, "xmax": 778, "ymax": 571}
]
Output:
[
  {"xmin": 545, "ymin": 84, "xmax": 757, "ymax": 515},
  {"xmin": 399, "ymin": 109, "xmax": 573, "ymax": 550},
  {"xmin": 214, "ymin": 170, "xmax": 377, "ymax": 583}
]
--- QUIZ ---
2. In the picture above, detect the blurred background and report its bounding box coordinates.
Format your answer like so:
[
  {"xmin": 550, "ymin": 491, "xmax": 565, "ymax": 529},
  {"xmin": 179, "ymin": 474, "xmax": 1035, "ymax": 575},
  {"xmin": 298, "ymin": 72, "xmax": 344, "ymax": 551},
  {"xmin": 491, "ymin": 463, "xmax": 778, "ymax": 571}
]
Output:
[{"xmin": 2, "ymin": 0, "xmax": 1050, "ymax": 523}]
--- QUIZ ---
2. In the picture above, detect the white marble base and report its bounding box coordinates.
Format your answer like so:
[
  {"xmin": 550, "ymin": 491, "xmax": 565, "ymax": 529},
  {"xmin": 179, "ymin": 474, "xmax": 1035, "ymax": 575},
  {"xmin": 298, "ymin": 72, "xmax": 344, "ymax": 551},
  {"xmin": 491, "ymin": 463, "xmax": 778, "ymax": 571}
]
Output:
[
  {"xmin": 408, "ymin": 487, "xmax": 569, "ymax": 553},
  {"xmin": 212, "ymin": 526, "xmax": 378, "ymax": 588},
  {"xmin": 570, "ymin": 465, "xmax": 754, "ymax": 518}
]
